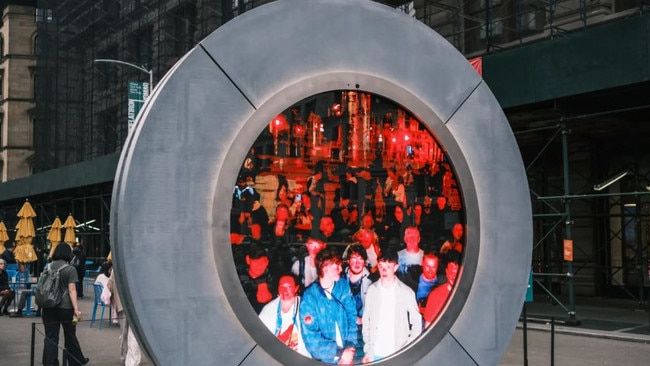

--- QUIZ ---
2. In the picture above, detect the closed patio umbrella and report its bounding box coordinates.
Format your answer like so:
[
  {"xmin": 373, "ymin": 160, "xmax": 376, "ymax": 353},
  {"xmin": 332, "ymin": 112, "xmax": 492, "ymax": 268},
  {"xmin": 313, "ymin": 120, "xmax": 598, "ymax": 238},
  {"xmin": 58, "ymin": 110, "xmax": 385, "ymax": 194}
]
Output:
[
  {"xmin": 63, "ymin": 214, "xmax": 77, "ymax": 245},
  {"xmin": 47, "ymin": 216, "xmax": 63, "ymax": 258},
  {"xmin": 0, "ymin": 221, "xmax": 9, "ymax": 246},
  {"xmin": 14, "ymin": 200, "xmax": 37, "ymax": 263}
]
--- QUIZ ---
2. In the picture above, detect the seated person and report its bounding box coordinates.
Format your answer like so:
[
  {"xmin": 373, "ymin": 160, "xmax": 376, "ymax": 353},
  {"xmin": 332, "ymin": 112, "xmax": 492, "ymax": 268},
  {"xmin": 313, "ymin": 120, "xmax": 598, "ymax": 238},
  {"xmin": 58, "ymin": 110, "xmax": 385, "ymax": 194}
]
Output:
[
  {"xmin": 8, "ymin": 263, "xmax": 32, "ymax": 317},
  {"xmin": 94, "ymin": 261, "xmax": 112, "ymax": 288},
  {"xmin": 93, "ymin": 262, "xmax": 117, "ymax": 323},
  {"xmin": 258, "ymin": 274, "xmax": 311, "ymax": 358},
  {"xmin": 0, "ymin": 259, "xmax": 15, "ymax": 315}
]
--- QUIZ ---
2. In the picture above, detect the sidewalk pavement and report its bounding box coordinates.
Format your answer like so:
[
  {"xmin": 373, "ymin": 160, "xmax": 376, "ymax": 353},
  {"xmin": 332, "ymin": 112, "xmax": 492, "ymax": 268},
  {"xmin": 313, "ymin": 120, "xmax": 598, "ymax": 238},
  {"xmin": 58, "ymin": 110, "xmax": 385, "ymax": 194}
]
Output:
[
  {"xmin": 0, "ymin": 293, "xmax": 152, "ymax": 366},
  {"xmin": 520, "ymin": 296, "xmax": 650, "ymax": 343},
  {"xmin": 0, "ymin": 294, "xmax": 647, "ymax": 365}
]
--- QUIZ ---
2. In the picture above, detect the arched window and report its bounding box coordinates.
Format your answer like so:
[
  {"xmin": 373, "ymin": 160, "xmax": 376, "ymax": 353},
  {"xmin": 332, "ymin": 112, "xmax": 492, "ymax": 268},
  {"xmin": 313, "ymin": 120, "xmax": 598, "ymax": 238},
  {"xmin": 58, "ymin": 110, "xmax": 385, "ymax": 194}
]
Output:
[
  {"xmin": 33, "ymin": 73, "xmax": 38, "ymax": 99},
  {"xmin": 33, "ymin": 34, "xmax": 39, "ymax": 55}
]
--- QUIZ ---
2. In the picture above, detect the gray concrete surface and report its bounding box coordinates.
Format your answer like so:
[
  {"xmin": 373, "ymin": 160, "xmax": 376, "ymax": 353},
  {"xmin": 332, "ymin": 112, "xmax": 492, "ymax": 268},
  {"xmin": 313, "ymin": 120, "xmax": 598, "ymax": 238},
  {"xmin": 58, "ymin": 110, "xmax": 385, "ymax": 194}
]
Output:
[
  {"xmin": 0, "ymin": 295, "xmax": 648, "ymax": 365},
  {"xmin": 501, "ymin": 328, "xmax": 650, "ymax": 365},
  {"xmin": 0, "ymin": 294, "xmax": 152, "ymax": 366}
]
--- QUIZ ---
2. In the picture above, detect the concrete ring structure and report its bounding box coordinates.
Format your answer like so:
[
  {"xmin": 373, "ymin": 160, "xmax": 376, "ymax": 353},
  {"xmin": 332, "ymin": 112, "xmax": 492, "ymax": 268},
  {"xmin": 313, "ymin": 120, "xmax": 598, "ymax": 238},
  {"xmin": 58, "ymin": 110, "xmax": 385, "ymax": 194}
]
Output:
[{"xmin": 111, "ymin": 0, "xmax": 532, "ymax": 365}]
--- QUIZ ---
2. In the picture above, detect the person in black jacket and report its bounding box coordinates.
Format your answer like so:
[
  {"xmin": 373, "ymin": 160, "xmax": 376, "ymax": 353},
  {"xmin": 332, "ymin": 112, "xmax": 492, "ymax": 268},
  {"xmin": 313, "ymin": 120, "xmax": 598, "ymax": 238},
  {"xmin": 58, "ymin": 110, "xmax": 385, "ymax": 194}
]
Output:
[
  {"xmin": 42, "ymin": 243, "xmax": 89, "ymax": 365},
  {"xmin": 71, "ymin": 244, "xmax": 87, "ymax": 299},
  {"xmin": 239, "ymin": 246, "xmax": 278, "ymax": 313},
  {"xmin": 0, "ymin": 258, "xmax": 15, "ymax": 315},
  {"xmin": 0, "ymin": 241, "xmax": 16, "ymax": 264}
]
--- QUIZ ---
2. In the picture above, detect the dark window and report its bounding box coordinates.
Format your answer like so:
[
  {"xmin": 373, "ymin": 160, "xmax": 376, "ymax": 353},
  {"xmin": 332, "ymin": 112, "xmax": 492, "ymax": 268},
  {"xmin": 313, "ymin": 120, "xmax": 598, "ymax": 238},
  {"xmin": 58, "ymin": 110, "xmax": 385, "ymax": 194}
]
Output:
[
  {"xmin": 33, "ymin": 74, "xmax": 38, "ymax": 99},
  {"xmin": 103, "ymin": 0, "xmax": 121, "ymax": 21},
  {"xmin": 99, "ymin": 107, "xmax": 119, "ymax": 154},
  {"xmin": 33, "ymin": 35, "xmax": 39, "ymax": 56},
  {"xmin": 35, "ymin": 8, "xmax": 54, "ymax": 23},
  {"xmin": 98, "ymin": 46, "xmax": 119, "ymax": 90},
  {"xmin": 170, "ymin": 4, "xmax": 197, "ymax": 57},
  {"xmin": 128, "ymin": 26, "xmax": 152, "ymax": 68}
]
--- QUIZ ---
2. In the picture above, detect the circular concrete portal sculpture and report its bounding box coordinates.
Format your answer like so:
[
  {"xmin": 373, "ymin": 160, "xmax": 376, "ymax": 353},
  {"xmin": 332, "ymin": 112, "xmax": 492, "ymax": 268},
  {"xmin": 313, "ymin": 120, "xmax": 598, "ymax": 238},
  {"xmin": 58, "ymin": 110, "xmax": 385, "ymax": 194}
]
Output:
[{"xmin": 111, "ymin": 0, "xmax": 532, "ymax": 365}]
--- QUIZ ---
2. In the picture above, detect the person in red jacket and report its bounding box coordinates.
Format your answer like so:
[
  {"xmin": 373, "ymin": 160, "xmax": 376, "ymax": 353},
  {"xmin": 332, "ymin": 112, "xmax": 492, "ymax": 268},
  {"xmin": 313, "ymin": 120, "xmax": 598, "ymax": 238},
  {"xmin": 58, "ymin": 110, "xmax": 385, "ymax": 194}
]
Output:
[{"xmin": 423, "ymin": 251, "xmax": 460, "ymax": 327}]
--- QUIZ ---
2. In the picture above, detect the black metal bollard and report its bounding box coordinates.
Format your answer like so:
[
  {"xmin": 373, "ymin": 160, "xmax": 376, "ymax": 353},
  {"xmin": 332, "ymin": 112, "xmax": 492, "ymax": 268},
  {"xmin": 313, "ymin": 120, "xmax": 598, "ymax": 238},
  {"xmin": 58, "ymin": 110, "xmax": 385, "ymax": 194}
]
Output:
[
  {"xmin": 30, "ymin": 322, "xmax": 35, "ymax": 366},
  {"xmin": 523, "ymin": 304, "xmax": 528, "ymax": 366},
  {"xmin": 550, "ymin": 317, "xmax": 555, "ymax": 366}
]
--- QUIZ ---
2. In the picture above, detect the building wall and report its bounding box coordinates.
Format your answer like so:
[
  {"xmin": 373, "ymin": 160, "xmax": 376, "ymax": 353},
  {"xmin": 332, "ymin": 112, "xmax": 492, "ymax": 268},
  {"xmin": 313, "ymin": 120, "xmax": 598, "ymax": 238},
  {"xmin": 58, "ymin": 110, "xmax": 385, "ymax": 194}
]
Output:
[
  {"xmin": 0, "ymin": 4, "xmax": 36, "ymax": 181},
  {"xmin": 0, "ymin": 0, "xmax": 643, "ymax": 298},
  {"xmin": 413, "ymin": 0, "xmax": 641, "ymax": 55}
]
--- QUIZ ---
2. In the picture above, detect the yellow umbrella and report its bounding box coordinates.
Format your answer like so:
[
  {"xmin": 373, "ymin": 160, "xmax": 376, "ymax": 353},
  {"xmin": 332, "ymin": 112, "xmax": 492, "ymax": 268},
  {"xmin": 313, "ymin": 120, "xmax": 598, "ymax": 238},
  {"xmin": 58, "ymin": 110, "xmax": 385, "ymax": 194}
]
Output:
[
  {"xmin": 63, "ymin": 214, "xmax": 77, "ymax": 245},
  {"xmin": 14, "ymin": 200, "xmax": 38, "ymax": 263},
  {"xmin": 17, "ymin": 199, "xmax": 37, "ymax": 218},
  {"xmin": 0, "ymin": 221, "xmax": 9, "ymax": 245},
  {"xmin": 47, "ymin": 216, "xmax": 63, "ymax": 258}
]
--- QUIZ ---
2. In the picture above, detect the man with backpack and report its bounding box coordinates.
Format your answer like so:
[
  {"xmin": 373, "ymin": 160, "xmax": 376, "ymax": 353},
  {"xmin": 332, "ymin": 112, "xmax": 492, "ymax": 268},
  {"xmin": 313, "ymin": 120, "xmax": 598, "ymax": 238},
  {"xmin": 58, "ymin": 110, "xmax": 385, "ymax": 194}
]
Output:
[{"xmin": 39, "ymin": 243, "xmax": 89, "ymax": 366}]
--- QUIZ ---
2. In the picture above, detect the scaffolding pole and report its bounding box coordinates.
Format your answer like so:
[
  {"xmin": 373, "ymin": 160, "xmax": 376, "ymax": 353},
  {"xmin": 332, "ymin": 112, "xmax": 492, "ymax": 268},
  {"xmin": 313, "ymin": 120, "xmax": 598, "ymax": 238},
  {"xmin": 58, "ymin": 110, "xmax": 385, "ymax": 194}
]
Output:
[{"xmin": 561, "ymin": 124, "xmax": 577, "ymax": 322}]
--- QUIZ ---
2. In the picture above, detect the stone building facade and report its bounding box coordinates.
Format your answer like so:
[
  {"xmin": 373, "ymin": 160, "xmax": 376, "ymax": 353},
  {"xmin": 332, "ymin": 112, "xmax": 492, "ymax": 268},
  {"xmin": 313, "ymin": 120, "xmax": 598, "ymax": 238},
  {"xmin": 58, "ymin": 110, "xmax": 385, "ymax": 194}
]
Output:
[{"xmin": 0, "ymin": 3, "xmax": 36, "ymax": 181}]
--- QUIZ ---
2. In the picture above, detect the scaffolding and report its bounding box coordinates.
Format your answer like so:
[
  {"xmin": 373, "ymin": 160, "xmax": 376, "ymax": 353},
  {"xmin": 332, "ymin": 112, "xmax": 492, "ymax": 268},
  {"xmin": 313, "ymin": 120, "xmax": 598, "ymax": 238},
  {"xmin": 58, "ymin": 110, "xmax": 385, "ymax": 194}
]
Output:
[
  {"xmin": 33, "ymin": 1, "xmax": 647, "ymax": 172},
  {"xmin": 34, "ymin": 0, "xmax": 227, "ymax": 173},
  {"xmin": 516, "ymin": 100, "xmax": 650, "ymax": 320},
  {"xmin": 412, "ymin": 0, "xmax": 645, "ymax": 55},
  {"xmin": 0, "ymin": 183, "xmax": 112, "ymax": 274},
  {"xmin": 26, "ymin": 0, "xmax": 650, "ymax": 313}
]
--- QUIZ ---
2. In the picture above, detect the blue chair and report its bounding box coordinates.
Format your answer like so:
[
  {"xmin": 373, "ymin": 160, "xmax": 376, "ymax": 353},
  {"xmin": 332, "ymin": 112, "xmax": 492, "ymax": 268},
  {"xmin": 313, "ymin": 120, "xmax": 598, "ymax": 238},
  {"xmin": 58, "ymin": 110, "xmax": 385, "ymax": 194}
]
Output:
[
  {"xmin": 84, "ymin": 265, "xmax": 101, "ymax": 293},
  {"xmin": 90, "ymin": 284, "xmax": 108, "ymax": 329},
  {"xmin": 6, "ymin": 263, "xmax": 18, "ymax": 272},
  {"xmin": 6, "ymin": 269, "xmax": 17, "ymax": 280}
]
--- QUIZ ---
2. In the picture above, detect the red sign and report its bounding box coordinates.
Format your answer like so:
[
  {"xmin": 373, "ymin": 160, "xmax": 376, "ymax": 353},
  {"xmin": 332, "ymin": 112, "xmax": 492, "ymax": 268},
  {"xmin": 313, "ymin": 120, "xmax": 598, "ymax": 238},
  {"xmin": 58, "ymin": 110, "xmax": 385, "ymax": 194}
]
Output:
[{"xmin": 563, "ymin": 239, "xmax": 573, "ymax": 262}]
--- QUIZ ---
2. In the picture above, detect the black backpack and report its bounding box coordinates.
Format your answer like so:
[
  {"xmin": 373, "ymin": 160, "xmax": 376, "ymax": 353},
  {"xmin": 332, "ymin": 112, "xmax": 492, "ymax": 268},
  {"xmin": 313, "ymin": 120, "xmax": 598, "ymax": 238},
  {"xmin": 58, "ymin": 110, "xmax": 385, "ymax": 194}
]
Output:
[{"xmin": 35, "ymin": 263, "xmax": 70, "ymax": 308}]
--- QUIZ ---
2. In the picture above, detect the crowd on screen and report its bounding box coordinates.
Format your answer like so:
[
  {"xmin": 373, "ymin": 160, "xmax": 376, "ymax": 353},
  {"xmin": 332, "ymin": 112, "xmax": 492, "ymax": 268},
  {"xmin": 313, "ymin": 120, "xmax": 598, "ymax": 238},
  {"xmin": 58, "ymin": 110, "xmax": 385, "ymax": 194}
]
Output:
[{"xmin": 231, "ymin": 158, "xmax": 464, "ymax": 364}]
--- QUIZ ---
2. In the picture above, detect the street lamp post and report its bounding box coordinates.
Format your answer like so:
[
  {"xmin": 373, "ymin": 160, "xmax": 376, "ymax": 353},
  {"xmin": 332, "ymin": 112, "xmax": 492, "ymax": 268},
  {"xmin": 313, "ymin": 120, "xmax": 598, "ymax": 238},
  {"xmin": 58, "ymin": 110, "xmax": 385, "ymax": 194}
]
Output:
[{"xmin": 93, "ymin": 59, "xmax": 153, "ymax": 94}]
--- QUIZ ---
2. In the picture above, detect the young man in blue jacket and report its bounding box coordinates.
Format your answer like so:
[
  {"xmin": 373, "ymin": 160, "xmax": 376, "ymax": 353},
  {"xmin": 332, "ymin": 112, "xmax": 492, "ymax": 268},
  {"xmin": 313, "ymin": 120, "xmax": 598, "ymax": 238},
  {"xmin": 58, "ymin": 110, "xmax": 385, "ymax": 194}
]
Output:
[{"xmin": 300, "ymin": 248, "xmax": 358, "ymax": 364}]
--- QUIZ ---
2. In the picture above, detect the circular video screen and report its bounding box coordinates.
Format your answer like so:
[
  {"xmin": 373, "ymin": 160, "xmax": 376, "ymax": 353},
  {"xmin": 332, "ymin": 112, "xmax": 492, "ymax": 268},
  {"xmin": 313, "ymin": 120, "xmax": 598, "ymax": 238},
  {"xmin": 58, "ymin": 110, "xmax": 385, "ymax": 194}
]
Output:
[{"xmin": 230, "ymin": 90, "xmax": 465, "ymax": 364}]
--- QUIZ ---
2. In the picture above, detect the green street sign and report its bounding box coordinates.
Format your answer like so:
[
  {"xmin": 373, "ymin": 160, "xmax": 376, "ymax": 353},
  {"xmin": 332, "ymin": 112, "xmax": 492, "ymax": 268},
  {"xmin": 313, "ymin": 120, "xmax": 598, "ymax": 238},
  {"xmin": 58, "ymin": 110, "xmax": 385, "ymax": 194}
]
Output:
[{"xmin": 128, "ymin": 81, "xmax": 150, "ymax": 130}]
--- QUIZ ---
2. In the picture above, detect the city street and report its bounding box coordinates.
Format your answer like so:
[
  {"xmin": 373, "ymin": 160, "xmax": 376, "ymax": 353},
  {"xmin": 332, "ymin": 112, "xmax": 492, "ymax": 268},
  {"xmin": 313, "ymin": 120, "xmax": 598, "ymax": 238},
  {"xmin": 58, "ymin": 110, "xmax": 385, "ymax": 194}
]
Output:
[
  {"xmin": 501, "ymin": 328, "xmax": 650, "ymax": 365},
  {"xmin": 1, "ymin": 293, "xmax": 648, "ymax": 365}
]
